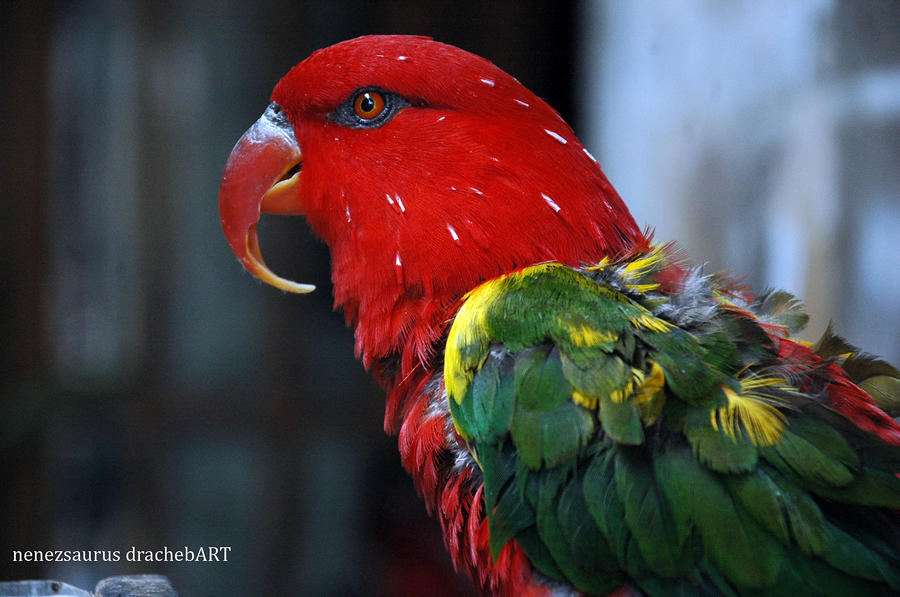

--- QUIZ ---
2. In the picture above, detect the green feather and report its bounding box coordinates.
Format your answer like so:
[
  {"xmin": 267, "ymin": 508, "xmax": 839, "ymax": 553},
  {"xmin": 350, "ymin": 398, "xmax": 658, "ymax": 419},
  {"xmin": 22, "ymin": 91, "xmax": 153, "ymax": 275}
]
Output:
[
  {"xmin": 600, "ymin": 396, "xmax": 645, "ymax": 445},
  {"xmin": 513, "ymin": 525, "xmax": 567, "ymax": 582},
  {"xmin": 720, "ymin": 315, "xmax": 775, "ymax": 364},
  {"xmin": 684, "ymin": 423, "xmax": 759, "ymax": 473},
  {"xmin": 469, "ymin": 349, "xmax": 516, "ymax": 441},
  {"xmin": 615, "ymin": 447, "xmax": 694, "ymax": 577},
  {"xmin": 635, "ymin": 570, "xmax": 739, "ymax": 597},
  {"xmin": 533, "ymin": 471, "xmax": 622, "ymax": 595},
  {"xmin": 560, "ymin": 350, "xmax": 630, "ymax": 402},
  {"xmin": 508, "ymin": 345, "xmax": 594, "ymax": 468},
  {"xmin": 486, "ymin": 453, "xmax": 535, "ymax": 559},
  {"xmin": 726, "ymin": 465, "xmax": 829, "ymax": 555},
  {"xmin": 514, "ymin": 345, "xmax": 571, "ymax": 412},
  {"xmin": 556, "ymin": 476, "xmax": 617, "ymax": 575},
  {"xmin": 654, "ymin": 447, "xmax": 784, "ymax": 589},
  {"xmin": 698, "ymin": 330, "xmax": 742, "ymax": 374},
  {"xmin": 448, "ymin": 383, "xmax": 476, "ymax": 441},
  {"xmin": 817, "ymin": 522, "xmax": 900, "ymax": 591},
  {"xmin": 479, "ymin": 447, "xmax": 516, "ymax": 523},
  {"xmin": 616, "ymin": 328, "xmax": 637, "ymax": 363},
  {"xmin": 645, "ymin": 327, "xmax": 724, "ymax": 403},
  {"xmin": 785, "ymin": 550, "xmax": 894, "ymax": 597},
  {"xmin": 860, "ymin": 376, "xmax": 900, "ymax": 417},
  {"xmin": 786, "ymin": 417, "xmax": 860, "ymax": 469},
  {"xmin": 510, "ymin": 400, "xmax": 594, "ymax": 469},
  {"xmin": 807, "ymin": 467, "xmax": 900, "ymax": 508},
  {"xmin": 583, "ymin": 445, "xmax": 649, "ymax": 577},
  {"xmin": 761, "ymin": 425, "xmax": 856, "ymax": 488},
  {"xmin": 552, "ymin": 310, "xmax": 620, "ymax": 360}
]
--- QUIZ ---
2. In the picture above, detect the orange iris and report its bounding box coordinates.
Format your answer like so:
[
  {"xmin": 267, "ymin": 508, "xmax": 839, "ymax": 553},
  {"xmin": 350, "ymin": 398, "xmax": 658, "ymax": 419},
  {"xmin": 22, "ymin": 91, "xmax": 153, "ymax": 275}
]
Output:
[{"xmin": 354, "ymin": 90, "xmax": 386, "ymax": 120}]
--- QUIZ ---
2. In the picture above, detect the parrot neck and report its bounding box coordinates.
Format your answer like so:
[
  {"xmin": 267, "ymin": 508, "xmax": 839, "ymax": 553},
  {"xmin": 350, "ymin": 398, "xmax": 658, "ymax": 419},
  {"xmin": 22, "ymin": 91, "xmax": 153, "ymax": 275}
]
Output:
[
  {"xmin": 318, "ymin": 186, "xmax": 648, "ymax": 415},
  {"xmin": 297, "ymin": 110, "xmax": 649, "ymax": 408}
]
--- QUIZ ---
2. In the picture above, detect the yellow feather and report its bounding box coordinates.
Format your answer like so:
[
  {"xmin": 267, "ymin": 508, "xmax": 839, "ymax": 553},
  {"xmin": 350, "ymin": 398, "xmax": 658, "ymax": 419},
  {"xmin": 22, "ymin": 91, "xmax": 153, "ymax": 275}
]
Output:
[
  {"xmin": 563, "ymin": 322, "xmax": 618, "ymax": 347},
  {"xmin": 610, "ymin": 381, "xmax": 634, "ymax": 404},
  {"xmin": 584, "ymin": 256, "xmax": 612, "ymax": 271},
  {"xmin": 711, "ymin": 381, "xmax": 789, "ymax": 446},
  {"xmin": 445, "ymin": 263, "xmax": 574, "ymax": 404},
  {"xmin": 621, "ymin": 245, "xmax": 667, "ymax": 279},
  {"xmin": 625, "ymin": 282, "xmax": 661, "ymax": 293},
  {"xmin": 572, "ymin": 390, "xmax": 598, "ymax": 409},
  {"xmin": 634, "ymin": 362, "xmax": 665, "ymax": 404},
  {"xmin": 622, "ymin": 250, "xmax": 656, "ymax": 272},
  {"xmin": 444, "ymin": 309, "xmax": 478, "ymax": 405},
  {"xmin": 712, "ymin": 290, "xmax": 738, "ymax": 308},
  {"xmin": 629, "ymin": 312, "xmax": 674, "ymax": 333},
  {"xmin": 444, "ymin": 275, "xmax": 508, "ymax": 403}
]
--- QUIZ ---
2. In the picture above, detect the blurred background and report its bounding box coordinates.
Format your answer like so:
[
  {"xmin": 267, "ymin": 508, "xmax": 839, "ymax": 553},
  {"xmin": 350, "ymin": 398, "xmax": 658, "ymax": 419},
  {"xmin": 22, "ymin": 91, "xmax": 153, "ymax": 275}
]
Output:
[{"xmin": 1, "ymin": 1, "xmax": 898, "ymax": 595}]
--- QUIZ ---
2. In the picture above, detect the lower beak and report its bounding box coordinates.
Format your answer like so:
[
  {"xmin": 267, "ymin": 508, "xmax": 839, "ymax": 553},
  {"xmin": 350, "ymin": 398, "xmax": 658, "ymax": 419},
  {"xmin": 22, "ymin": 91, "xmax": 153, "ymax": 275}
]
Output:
[{"xmin": 218, "ymin": 103, "xmax": 314, "ymax": 293}]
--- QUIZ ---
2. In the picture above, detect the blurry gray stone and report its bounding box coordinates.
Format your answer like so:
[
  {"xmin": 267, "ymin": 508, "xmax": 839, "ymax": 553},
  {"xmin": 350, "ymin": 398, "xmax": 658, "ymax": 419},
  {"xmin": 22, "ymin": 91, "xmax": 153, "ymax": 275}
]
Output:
[
  {"xmin": 94, "ymin": 576, "xmax": 177, "ymax": 597},
  {"xmin": 0, "ymin": 580, "xmax": 91, "ymax": 596},
  {"xmin": 0, "ymin": 577, "xmax": 177, "ymax": 597}
]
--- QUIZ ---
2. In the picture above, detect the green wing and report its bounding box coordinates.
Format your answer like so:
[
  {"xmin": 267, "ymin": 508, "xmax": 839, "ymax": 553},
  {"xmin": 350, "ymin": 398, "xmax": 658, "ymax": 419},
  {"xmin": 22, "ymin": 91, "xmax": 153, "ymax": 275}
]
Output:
[{"xmin": 444, "ymin": 247, "xmax": 900, "ymax": 596}]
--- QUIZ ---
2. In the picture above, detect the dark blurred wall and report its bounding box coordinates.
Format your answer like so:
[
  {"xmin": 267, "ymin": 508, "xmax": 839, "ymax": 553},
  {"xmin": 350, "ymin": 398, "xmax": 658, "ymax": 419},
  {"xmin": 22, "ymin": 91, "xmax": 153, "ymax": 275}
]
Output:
[
  {"xmin": 1, "ymin": 1, "xmax": 575, "ymax": 595},
  {"xmin": 2, "ymin": 0, "xmax": 54, "ymax": 584}
]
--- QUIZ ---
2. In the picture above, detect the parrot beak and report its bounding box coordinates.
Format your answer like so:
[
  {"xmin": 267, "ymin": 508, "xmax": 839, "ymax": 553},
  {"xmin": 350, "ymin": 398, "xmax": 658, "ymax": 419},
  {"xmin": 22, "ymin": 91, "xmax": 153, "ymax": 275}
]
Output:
[{"xmin": 219, "ymin": 103, "xmax": 314, "ymax": 293}]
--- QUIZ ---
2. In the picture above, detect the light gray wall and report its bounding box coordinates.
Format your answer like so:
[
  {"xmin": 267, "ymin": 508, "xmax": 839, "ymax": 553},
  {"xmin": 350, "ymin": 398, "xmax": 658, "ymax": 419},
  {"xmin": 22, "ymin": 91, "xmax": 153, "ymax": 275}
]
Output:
[{"xmin": 579, "ymin": 0, "xmax": 900, "ymax": 362}]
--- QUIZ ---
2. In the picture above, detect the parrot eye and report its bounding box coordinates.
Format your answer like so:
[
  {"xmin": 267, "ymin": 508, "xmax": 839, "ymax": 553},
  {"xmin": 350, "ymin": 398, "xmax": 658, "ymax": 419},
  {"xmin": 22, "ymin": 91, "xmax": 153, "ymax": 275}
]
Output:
[
  {"xmin": 354, "ymin": 90, "xmax": 386, "ymax": 120},
  {"xmin": 330, "ymin": 87, "xmax": 409, "ymax": 129}
]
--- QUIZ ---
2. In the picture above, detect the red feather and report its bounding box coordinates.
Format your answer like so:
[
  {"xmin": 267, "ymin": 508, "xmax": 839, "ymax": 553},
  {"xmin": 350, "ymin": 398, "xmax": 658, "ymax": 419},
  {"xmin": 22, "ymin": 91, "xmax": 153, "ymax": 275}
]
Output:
[{"xmin": 776, "ymin": 337, "xmax": 900, "ymax": 445}]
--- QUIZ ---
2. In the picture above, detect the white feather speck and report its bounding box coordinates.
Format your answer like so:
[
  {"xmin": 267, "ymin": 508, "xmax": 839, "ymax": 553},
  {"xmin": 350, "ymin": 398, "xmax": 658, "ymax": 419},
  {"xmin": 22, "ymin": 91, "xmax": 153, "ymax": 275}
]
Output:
[
  {"xmin": 470, "ymin": 187, "xmax": 483, "ymax": 196},
  {"xmin": 437, "ymin": 116, "xmax": 446, "ymax": 122},
  {"xmin": 395, "ymin": 194, "xmax": 406, "ymax": 213},
  {"xmin": 345, "ymin": 205, "xmax": 352, "ymax": 223},
  {"xmin": 480, "ymin": 78, "xmax": 495, "ymax": 87},
  {"xmin": 446, "ymin": 223, "xmax": 460, "ymax": 243},
  {"xmin": 397, "ymin": 55, "xmax": 408, "ymax": 61},
  {"xmin": 386, "ymin": 193, "xmax": 394, "ymax": 205},
  {"xmin": 542, "ymin": 193, "xmax": 562, "ymax": 213},
  {"xmin": 583, "ymin": 147, "xmax": 598, "ymax": 163},
  {"xmin": 450, "ymin": 186, "xmax": 457, "ymax": 191},
  {"xmin": 395, "ymin": 253, "xmax": 402, "ymax": 266},
  {"xmin": 514, "ymin": 99, "xmax": 530, "ymax": 107},
  {"xmin": 544, "ymin": 129, "xmax": 567, "ymax": 144}
]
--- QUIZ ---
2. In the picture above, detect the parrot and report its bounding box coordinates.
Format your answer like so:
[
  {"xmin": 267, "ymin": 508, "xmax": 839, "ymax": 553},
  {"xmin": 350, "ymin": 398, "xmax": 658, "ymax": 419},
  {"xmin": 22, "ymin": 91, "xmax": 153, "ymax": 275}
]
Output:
[{"xmin": 218, "ymin": 35, "xmax": 900, "ymax": 596}]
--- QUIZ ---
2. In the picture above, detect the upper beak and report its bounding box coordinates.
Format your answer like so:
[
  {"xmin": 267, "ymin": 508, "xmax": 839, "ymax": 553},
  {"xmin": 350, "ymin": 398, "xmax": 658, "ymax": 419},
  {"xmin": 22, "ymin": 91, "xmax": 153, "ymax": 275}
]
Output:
[{"xmin": 219, "ymin": 103, "xmax": 314, "ymax": 293}]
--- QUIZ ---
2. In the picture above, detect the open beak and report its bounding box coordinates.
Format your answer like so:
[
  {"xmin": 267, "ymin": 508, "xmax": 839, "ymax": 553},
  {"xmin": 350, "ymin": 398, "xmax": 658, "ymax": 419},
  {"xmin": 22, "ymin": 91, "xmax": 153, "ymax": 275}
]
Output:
[{"xmin": 219, "ymin": 103, "xmax": 314, "ymax": 293}]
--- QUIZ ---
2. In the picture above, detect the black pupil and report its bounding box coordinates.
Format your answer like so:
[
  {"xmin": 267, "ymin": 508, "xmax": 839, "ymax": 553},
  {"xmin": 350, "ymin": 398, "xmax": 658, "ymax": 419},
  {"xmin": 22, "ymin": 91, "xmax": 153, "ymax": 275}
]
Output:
[{"xmin": 360, "ymin": 94, "xmax": 376, "ymax": 114}]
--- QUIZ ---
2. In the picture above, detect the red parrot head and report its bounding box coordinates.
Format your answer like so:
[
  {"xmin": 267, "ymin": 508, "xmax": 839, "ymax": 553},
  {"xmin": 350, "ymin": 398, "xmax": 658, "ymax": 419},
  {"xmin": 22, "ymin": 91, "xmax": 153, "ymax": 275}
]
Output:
[{"xmin": 219, "ymin": 35, "xmax": 645, "ymax": 369}]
